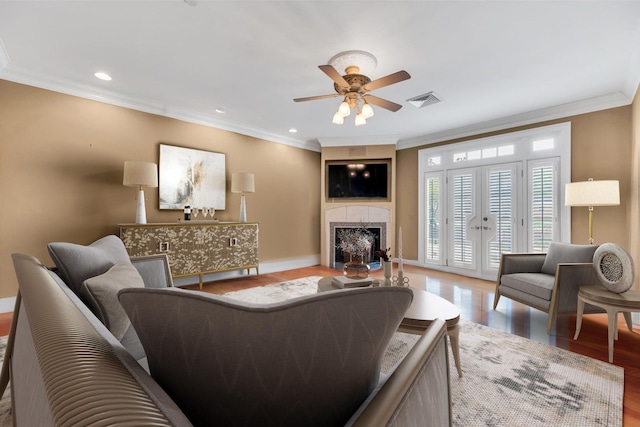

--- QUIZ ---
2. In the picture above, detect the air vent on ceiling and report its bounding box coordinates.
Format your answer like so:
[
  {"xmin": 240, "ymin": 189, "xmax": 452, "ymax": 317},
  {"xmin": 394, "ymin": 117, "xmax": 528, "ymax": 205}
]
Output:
[{"xmin": 406, "ymin": 91, "xmax": 442, "ymax": 108}]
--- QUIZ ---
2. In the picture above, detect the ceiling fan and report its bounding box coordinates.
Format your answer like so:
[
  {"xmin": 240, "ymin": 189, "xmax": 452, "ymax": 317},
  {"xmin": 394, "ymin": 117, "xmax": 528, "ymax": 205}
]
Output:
[{"xmin": 293, "ymin": 51, "xmax": 411, "ymax": 125}]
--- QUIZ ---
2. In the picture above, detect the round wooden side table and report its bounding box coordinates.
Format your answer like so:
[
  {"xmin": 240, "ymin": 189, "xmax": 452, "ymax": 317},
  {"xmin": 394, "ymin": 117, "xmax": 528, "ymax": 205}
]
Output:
[{"xmin": 574, "ymin": 285, "xmax": 640, "ymax": 363}]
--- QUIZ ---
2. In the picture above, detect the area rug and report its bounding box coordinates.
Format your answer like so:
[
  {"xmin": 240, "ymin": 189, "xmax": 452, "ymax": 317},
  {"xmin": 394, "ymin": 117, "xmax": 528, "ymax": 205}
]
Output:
[
  {"xmin": 0, "ymin": 336, "xmax": 10, "ymax": 427},
  {"xmin": 223, "ymin": 276, "xmax": 624, "ymax": 427}
]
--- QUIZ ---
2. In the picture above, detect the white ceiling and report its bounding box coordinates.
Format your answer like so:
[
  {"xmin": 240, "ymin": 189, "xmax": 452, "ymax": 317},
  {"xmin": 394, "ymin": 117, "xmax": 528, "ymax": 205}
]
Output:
[{"xmin": 1, "ymin": 1, "xmax": 640, "ymax": 152}]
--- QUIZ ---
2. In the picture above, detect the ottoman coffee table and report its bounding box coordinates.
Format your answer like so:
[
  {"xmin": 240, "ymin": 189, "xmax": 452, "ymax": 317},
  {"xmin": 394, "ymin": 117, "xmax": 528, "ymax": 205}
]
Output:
[{"xmin": 317, "ymin": 276, "xmax": 463, "ymax": 377}]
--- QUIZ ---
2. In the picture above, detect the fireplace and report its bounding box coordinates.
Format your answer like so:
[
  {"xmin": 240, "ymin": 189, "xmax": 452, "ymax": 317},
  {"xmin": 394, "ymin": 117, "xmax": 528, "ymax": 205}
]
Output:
[{"xmin": 330, "ymin": 222, "xmax": 386, "ymax": 270}]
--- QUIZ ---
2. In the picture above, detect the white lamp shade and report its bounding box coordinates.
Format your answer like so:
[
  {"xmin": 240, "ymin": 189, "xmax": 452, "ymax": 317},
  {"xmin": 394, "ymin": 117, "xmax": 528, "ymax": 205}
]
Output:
[
  {"xmin": 565, "ymin": 180, "xmax": 620, "ymax": 206},
  {"xmin": 338, "ymin": 101, "xmax": 351, "ymax": 117},
  {"xmin": 231, "ymin": 172, "xmax": 255, "ymax": 193},
  {"xmin": 123, "ymin": 161, "xmax": 158, "ymax": 188},
  {"xmin": 361, "ymin": 102, "xmax": 374, "ymax": 118}
]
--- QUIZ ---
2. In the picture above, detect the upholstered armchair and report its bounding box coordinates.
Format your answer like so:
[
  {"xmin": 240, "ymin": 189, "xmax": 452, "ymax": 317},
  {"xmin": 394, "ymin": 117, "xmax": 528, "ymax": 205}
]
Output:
[{"xmin": 494, "ymin": 242, "xmax": 604, "ymax": 334}]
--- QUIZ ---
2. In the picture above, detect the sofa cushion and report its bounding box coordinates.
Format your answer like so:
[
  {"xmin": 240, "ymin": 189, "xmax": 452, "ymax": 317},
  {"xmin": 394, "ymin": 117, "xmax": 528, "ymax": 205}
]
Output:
[
  {"xmin": 540, "ymin": 242, "xmax": 598, "ymax": 275},
  {"xmin": 500, "ymin": 272, "xmax": 556, "ymax": 301},
  {"xmin": 48, "ymin": 235, "xmax": 130, "ymax": 295},
  {"xmin": 80, "ymin": 260, "xmax": 144, "ymax": 340},
  {"xmin": 118, "ymin": 286, "xmax": 413, "ymax": 427}
]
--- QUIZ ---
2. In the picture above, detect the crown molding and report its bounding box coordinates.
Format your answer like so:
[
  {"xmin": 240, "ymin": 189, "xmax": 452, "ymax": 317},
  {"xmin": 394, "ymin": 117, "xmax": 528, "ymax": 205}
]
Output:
[
  {"xmin": 0, "ymin": 57, "xmax": 632, "ymax": 155},
  {"xmin": 0, "ymin": 38, "xmax": 9, "ymax": 70},
  {"xmin": 0, "ymin": 63, "xmax": 321, "ymax": 153},
  {"xmin": 623, "ymin": 26, "xmax": 640, "ymax": 100},
  {"xmin": 397, "ymin": 92, "xmax": 632, "ymax": 150},
  {"xmin": 317, "ymin": 136, "xmax": 398, "ymax": 147}
]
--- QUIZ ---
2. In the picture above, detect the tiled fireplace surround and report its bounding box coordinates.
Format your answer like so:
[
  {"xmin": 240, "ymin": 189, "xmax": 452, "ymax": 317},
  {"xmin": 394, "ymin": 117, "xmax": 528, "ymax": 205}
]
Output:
[{"xmin": 324, "ymin": 206, "xmax": 391, "ymax": 268}]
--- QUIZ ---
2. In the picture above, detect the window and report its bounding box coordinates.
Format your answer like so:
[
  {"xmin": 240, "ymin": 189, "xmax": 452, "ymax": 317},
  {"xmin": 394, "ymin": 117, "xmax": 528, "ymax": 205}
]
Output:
[
  {"xmin": 529, "ymin": 159, "xmax": 557, "ymax": 252},
  {"xmin": 424, "ymin": 173, "xmax": 442, "ymax": 262}
]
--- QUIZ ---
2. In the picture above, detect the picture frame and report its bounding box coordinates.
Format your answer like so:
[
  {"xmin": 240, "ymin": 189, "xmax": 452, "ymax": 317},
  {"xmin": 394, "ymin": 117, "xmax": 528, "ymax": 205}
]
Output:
[{"xmin": 159, "ymin": 143, "xmax": 226, "ymax": 210}]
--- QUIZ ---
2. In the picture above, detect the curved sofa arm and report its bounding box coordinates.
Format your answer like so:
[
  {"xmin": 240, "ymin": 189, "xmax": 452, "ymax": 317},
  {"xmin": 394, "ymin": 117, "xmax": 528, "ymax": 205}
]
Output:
[
  {"xmin": 347, "ymin": 319, "xmax": 451, "ymax": 427},
  {"xmin": 131, "ymin": 254, "xmax": 174, "ymax": 288},
  {"xmin": 553, "ymin": 263, "xmax": 600, "ymax": 313},
  {"xmin": 498, "ymin": 253, "xmax": 547, "ymax": 276}
]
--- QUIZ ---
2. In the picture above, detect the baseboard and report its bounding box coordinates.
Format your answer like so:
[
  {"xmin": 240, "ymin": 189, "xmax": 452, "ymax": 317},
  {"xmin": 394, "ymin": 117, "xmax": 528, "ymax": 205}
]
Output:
[
  {"xmin": 172, "ymin": 254, "xmax": 321, "ymax": 287},
  {"xmin": 0, "ymin": 297, "xmax": 16, "ymax": 314}
]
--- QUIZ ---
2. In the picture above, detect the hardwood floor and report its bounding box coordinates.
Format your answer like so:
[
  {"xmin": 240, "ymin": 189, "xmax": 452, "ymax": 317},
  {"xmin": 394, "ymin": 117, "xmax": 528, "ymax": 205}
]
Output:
[{"xmin": 2, "ymin": 264, "xmax": 638, "ymax": 424}]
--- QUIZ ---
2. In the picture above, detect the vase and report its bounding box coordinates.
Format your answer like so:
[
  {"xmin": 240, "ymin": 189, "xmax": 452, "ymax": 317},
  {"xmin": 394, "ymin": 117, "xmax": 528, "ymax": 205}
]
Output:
[
  {"xmin": 343, "ymin": 253, "xmax": 370, "ymax": 280},
  {"xmin": 383, "ymin": 260, "xmax": 393, "ymax": 286}
]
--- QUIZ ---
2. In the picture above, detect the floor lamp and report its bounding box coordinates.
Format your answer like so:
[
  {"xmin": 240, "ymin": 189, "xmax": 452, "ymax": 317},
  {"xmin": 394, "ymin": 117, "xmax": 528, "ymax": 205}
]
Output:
[
  {"xmin": 565, "ymin": 178, "xmax": 620, "ymax": 244},
  {"xmin": 123, "ymin": 161, "xmax": 158, "ymax": 224},
  {"xmin": 231, "ymin": 172, "xmax": 255, "ymax": 223}
]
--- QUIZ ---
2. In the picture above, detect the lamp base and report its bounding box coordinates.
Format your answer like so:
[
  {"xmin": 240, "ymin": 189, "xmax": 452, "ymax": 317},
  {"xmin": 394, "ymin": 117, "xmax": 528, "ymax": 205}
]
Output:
[
  {"xmin": 136, "ymin": 189, "xmax": 147, "ymax": 224},
  {"xmin": 239, "ymin": 194, "xmax": 247, "ymax": 223}
]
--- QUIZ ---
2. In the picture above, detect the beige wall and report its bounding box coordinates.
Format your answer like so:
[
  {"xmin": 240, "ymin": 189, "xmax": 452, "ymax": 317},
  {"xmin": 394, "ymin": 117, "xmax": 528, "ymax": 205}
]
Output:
[
  {"xmin": 0, "ymin": 80, "xmax": 321, "ymax": 298},
  {"xmin": 397, "ymin": 106, "xmax": 633, "ymax": 264}
]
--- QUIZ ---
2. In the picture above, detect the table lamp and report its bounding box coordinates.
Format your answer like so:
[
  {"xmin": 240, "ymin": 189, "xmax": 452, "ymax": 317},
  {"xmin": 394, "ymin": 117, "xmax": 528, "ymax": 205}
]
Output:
[
  {"xmin": 565, "ymin": 178, "xmax": 620, "ymax": 244},
  {"xmin": 231, "ymin": 172, "xmax": 255, "ymax": 223},
  {"xmin": 123, "ymin": 161, "xmax": 158, "ymax": 224}
]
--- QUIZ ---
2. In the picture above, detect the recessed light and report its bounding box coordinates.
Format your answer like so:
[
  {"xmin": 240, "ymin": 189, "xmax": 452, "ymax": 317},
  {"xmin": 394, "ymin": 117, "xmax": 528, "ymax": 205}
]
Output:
[
  {"xmin": 94, "ymin": 72, "xmax": 112, "ymax": 81},
  {"xmin": 289, "ymin": 128, "xmax": 298, "ymax": 133},
  {"xmin": 214, "ymin": 108, "xmax": 226, "ymax": 114}
]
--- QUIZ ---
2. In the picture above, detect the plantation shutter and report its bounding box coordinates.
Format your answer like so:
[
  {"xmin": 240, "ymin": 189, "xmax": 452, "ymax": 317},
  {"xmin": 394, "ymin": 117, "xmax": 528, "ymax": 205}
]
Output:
[
  {"xmin": 529, "ymin": 159, "xmax": 557, "ymax": 252},
  {"xmin": 487, "ymin": 167, "xmax": 515, "ymax": 270},
  {"xmin": 424, "ymin": 173, "xmax": 442, "ymax": 263},
  {"xmin": 451, "ymin": 172, "xmax": 474, "ymax": 266}
]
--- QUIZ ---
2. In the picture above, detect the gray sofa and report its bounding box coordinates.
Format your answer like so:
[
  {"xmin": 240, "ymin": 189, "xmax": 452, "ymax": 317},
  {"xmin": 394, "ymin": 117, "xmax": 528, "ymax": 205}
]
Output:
[
  {"xmin": 494, "ymin": 242, "xmax": 604, "ymax": 334},
  {"xmin": 1, "ymin": 235, "xmax": 452, "ymax": 426}
]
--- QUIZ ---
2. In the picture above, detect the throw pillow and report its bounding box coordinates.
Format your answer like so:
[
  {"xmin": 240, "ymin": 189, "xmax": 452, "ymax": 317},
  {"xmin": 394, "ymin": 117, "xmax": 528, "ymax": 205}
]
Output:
[
  {"xmin": 118, "ymin": 286, "xmax": 413, "ymax": 426},
  {"xmin": 540, "ymin": 242, "xmax": 599, "ymax": 275},
  {"xmin": 48, "ymin": 235, "xmax": 130, "ymax": 295},
  {"xmin": 81, "ymin": 259, "xmax": 144, "ymax": 340}
]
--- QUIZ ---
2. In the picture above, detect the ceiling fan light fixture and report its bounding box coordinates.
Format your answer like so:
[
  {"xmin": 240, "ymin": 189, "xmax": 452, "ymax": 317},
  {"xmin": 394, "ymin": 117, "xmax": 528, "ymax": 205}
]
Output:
[
  {"xmin": 362, "ymin": 102, "xmax": 374, "ymax": 119},
  {"xmin": 355, "ymin": 112, "xmax": 366, "ymax": 126},
  {"xmin": 338, "ymin": 100, "xmax": 351, "ymax": 117},
  {"xmin": 332, "ymin": 112, "xmax": 344, "ymax": 125}
]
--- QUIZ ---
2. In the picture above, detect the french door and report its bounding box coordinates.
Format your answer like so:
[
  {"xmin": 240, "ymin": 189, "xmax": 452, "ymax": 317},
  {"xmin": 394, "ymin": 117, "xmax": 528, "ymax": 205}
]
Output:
[
  {"xmin": 419, "ymin": 122, "xmax": 570, "ymax": 281},
  {"xmin": 447, "ymin": 163, "xmax": 518, "ymax": 278}
]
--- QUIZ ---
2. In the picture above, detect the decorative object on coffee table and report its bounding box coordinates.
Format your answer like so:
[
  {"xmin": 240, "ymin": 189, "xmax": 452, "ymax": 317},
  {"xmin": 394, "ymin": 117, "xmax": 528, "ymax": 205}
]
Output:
[
  {"xmin": 337, "ymin": 223, "xmax": 374, "ymax": 279},
  {"xmin": 123, "ymin": 161, "xmax": 158, "ymax": 224},
  {"xmin": 231, "ymin": 172, "xmax": 255, "ymax": 223},
  {"xmin": 375, "ymin": 247, "xmax": 392, "ymax": 286},
  {"xmin": 342, "ymin": 253, "xmax": 370, "ymax": 279},
  {"xmin": 392, "ymin": 226, "xmax": 408, "ymax": 286},
  {"xmin": 593, "ymin": 243, "xmax": 634, "ymax": 293}
]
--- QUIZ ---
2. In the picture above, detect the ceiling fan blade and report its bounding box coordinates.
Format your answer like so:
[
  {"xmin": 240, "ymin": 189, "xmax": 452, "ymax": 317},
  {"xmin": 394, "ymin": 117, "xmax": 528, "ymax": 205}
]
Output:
[
  {"xmin": 318, "ymin": 65, "xmax": 350, "ymax": 88},
  {"xmin": 363, "ymin": 70, "xmax": 411, "ymax": 91},
  {"xmin": 293, "ymin": 94, "xmax": 341, "ymax": 102},
  {"xmin": 363, "ymin": 95, "xmax": 403, "ymax": 112}
]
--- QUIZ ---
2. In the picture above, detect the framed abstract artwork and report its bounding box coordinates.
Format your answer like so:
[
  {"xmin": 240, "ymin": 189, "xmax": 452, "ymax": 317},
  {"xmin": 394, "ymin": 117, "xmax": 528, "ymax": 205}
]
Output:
[{"xmin": 159, "ymin": 144, "xmax": 226, "ymax": 210}]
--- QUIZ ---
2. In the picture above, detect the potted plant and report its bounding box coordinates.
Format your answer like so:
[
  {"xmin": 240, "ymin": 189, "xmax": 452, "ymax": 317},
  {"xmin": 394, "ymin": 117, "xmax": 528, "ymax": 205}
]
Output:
[{"xmin": 336, "ymin": 224, "xmax": 374, "ymax": 279}]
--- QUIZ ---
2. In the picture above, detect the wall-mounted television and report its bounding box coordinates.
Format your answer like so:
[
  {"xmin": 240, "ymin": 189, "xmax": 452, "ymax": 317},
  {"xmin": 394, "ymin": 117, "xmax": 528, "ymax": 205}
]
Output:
[{"xmin": 326, "ymin": 160, "xmax": 390, "ymax": 200}]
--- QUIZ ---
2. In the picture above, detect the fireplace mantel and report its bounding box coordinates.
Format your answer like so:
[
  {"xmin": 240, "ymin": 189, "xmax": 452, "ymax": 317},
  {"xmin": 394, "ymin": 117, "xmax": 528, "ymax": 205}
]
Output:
[{"xmin": 323, "ymin": 206, "xmax": 391, "ymax": 267}]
